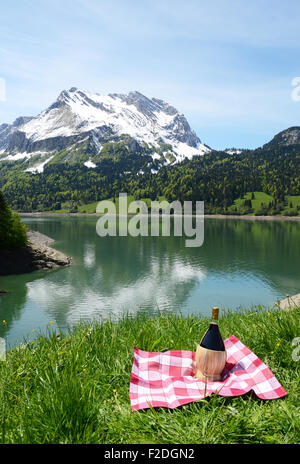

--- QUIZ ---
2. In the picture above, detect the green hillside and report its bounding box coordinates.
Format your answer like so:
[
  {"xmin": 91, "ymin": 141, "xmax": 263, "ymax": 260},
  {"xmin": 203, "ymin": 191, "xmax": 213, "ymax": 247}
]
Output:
[
  {"xmin": 228, "ymin": 192, "xmax": 300, "ymax": 216},
  {"xmin": 0, "ymin": 138, "xmax": 299, "ymax": 215}
]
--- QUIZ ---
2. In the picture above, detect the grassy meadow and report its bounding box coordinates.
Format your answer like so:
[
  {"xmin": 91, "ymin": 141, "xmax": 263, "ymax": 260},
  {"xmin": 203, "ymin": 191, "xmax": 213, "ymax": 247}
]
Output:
[
  {"xmin": 0, "ymin": 306, "xmax": 299, "ymax": 444},
  {"xmin": 230, "ymin": 192, "xmax": 300, "ymax": 216},
  {"xmin": 43, "ymin": 192, "xmax": 300, "ymax": 216}
]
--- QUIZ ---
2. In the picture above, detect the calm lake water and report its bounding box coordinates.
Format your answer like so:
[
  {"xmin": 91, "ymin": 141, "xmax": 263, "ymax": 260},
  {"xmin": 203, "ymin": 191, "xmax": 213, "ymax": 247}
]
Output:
[{"xmin": 1, "ymin": 217, "xmax": 300, "ymax": 347}]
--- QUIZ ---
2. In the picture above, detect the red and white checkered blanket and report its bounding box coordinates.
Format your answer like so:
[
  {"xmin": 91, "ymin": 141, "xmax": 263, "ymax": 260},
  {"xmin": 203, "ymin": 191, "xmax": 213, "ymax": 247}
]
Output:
[{"xmin": 130, "ymin": 335, "xmax": 287, "ymax": 411}]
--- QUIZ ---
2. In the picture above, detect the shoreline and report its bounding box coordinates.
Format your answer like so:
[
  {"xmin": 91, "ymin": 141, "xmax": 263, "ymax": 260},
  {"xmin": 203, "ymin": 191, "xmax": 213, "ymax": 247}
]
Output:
[
  {"xmin": 19, "ymin": 212, "xmax": 300, "ymax": 221},
  {"xmin": 277, "ymin": 293, "xmax": 300, "ymax": 311},
  {"xmin": 0, "ymin": 230, "xmax": 71, "ymax": 277}
]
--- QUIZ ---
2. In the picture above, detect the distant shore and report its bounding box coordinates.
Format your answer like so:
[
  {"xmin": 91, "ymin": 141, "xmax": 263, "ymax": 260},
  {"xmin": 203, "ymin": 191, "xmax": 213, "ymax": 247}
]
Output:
[
  {"xmin": 0, "ymin": 230, "xmax": 71, "ymax": 276},
  {"xmin": 19, "ymin": 212, "xmax": 300, "ymax": 221},
  {"xmin": 206, "ymin": 214, "xmax": 300, "ymax": 221}
]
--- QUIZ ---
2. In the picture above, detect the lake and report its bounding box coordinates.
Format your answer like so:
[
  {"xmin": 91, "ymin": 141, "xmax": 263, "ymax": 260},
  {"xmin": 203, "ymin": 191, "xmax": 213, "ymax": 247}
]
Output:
[{"xmin": 1, "ymin": 216, "xmax": 299, "ymax": 348}]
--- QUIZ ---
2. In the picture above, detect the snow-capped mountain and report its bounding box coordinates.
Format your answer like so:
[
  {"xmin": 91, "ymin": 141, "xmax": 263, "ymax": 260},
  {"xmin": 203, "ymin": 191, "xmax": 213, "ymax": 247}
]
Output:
[{"xmin": 0, "ymin": 88, "xmax": 210, "ymax": 172}]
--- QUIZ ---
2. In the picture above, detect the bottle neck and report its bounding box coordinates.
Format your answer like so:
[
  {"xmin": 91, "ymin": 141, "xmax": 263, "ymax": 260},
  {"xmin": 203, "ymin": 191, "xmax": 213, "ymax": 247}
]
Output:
[{"xmin": 211, "ymin": 307, "xmax": 219, "ymax": 325}]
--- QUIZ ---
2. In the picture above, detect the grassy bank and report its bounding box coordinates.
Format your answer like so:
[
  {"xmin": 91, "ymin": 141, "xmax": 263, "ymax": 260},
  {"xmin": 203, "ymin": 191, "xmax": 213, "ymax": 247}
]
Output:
[
  {"xmin": 0, "ymin": 307, "xmax": 299, "ymax": 444},
  {"xmin": 44, "ymin": 195, "xmax": 167, "ymax": 214},
  {"xmin": 24, "ymin": 192, "xmax": 300, "ymax": 216},
  {"xmin": 230, "ymin": 192, "xmax": 300, "ymax": 216}
]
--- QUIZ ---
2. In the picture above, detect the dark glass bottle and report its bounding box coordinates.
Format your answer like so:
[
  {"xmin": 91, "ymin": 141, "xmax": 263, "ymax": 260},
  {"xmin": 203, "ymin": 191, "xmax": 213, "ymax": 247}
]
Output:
[{"xmin": 200, "ymin": 307, "xmax": 225, "ymax": 352}]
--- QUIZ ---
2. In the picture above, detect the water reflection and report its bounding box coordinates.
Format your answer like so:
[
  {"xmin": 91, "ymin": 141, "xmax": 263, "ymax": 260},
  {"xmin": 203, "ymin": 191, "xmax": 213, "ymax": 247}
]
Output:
[
  {"xmin": 83, "ymin": 243, "xmax": 96, "ymax": 269},
  {"xmin": 0, "ymin": 217, "xmax": 299, "ymax": 347},
  {"xmin": 26, "ymin": 257, "xmax": 207, "ymax": 325}
]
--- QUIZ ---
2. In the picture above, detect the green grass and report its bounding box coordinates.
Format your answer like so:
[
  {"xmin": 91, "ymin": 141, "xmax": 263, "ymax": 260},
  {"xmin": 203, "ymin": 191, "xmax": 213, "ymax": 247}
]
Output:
[
  {"xmin": 231, "ymin": 192, "xmax": 274, "ymax": 213},
  {"xmin": 46, "ymin": 193, "xmax": 300, "ymax": 216},
  {"xmin": 78, "ymin": 202, "xmax": 99, "ymax": 214},
  {"xmin": 0, "ymin": 306, "xmax": 299, "ymax": 444},
  {"xmin": 109, "ymin": 195, "xmax": 167, "ymax": 213},
  {"xmin": 286, "ymin": 195, "xmax": 300, "ymax": 209},
  {"xmin": 230, "ymin": 192, "xmax": 300, "ymax": 216},
  {"xmin": 49, "ymin": 196, "xmax": 167, "ymax": 214},
  {"xmin": 46, "ymin": 204, "xmax": 99, "ymax": 214}
]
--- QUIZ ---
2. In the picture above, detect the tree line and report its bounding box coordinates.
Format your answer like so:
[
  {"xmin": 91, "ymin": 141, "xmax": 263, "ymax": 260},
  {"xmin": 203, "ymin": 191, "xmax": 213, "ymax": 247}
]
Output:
[
  {"xmin": 0, "ymin": 190, "xmax": 27, "ymax": 248},
  {"xmin": 0, "ymin": 140, "xmax": 299, "ymax": 214}
]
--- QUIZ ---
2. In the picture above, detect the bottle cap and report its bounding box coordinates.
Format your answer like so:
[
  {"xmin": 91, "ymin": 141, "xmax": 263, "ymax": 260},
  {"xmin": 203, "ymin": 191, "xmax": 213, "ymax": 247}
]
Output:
[{"xmin": 212, "ymin": 307, "xmax": 219, "ymax": 320}]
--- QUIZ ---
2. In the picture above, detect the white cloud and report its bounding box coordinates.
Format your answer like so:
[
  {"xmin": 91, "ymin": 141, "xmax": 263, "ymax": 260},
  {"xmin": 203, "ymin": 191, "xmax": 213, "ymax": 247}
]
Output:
[
  {"xmin": 26, "ymin": 257, "xmax": 207, "ymax": 324},
  {"xmin": 0, "ymin": 0, "xmax": 299, "ymax": 147}
]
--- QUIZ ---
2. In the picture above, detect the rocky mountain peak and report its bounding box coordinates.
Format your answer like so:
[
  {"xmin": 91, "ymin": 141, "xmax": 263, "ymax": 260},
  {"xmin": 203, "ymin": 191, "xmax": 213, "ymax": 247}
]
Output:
[
  {"xmin": 0, "ymin": 88, "xmax": 211, "ymax": 172},
  {"xmin": 264, "ymin": 126, "xmax": 300, "ymax": 148}
]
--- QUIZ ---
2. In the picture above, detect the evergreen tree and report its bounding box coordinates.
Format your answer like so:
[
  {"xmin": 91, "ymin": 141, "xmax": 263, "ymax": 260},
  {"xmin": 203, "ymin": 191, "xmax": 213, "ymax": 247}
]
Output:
[{"xmin": 0, "ymin": 190, "xmax": 27, "ymax": 248}]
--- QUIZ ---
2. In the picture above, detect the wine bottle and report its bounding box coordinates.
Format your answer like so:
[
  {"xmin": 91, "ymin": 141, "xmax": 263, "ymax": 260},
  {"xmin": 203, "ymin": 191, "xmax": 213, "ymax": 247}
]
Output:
[
  {"xmin": 195, "ymin": 307, "xmax": 226, "ymax": 381},
  {"xmin": 200, "ymin": 307, "xmax": 225, "ymax": 351}
]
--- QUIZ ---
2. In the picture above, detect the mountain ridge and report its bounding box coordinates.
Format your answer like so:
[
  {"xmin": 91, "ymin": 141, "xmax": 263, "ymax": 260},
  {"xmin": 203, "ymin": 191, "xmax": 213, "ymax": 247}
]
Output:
[
  {"xmin": 0, "ymin": 88, "xmax": 299, "ymax": 177},
  {"xmin": 0, "ymin": 88, "xmax": 210, "ymax": 172},
  {"xmin": 263, "ymin": 126, "xmax": 300, "ymax": 149}
]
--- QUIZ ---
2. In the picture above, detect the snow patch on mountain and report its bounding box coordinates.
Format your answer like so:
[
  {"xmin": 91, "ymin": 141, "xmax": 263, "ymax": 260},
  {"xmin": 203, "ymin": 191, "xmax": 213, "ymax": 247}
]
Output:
[
  {"xmin": 25, "ymin": 155, "xmax": 55, "ymax": 173},
  {"xmin": 84, "ymin": 159, "xmax": 97, "ymax": 169},
  {"xmin": 0, "ymin": 87, "xmax": 211, "ymax": 171},
  {"xmin": 226, "ymin": 149, "xmax": 243, "ymax": 155},
  {"xmin": 3, "ymin": 152, "xmax": 31, "ymax": 161}
]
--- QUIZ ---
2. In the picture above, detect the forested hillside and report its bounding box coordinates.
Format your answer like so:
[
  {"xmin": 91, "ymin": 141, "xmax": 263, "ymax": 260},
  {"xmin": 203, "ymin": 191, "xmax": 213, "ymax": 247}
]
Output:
[{"xmin": 0, "ymin": 140, "xmax": 299, "ymax": 215}]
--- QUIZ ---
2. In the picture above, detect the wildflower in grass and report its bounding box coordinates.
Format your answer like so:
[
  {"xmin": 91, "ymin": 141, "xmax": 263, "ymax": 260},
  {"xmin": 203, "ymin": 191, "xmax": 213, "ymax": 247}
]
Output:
[
  {"xmin": 276, "ymin": 343, "xmax": 280, "ymax": 347},
  {"xmin": 3, "ymin": 320, "xmax": 6, "ymax": 325},
  {"xmin": 50, "ymin": 321, "xmax": 54, "ymax": 325},
  {"xmin": 83, "ymin": 368, "xmax": 86, "ymax": 373},
  {"xmin": 113, "ymin": 389, "xmax": 117, "ymax": 393}
]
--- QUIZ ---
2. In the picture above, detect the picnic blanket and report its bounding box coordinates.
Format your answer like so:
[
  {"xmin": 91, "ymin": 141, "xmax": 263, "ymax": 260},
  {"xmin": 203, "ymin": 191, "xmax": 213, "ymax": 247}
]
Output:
[{"xmin": 130, "ymin": 335, "xmax": 287, "ymax": 411}]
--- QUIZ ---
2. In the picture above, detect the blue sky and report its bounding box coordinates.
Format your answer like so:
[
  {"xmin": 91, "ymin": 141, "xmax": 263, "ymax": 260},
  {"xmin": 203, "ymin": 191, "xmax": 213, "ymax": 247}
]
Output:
[{"xmin": 0, "ymin": 0, "xmax": 300, "ymax": 149}]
